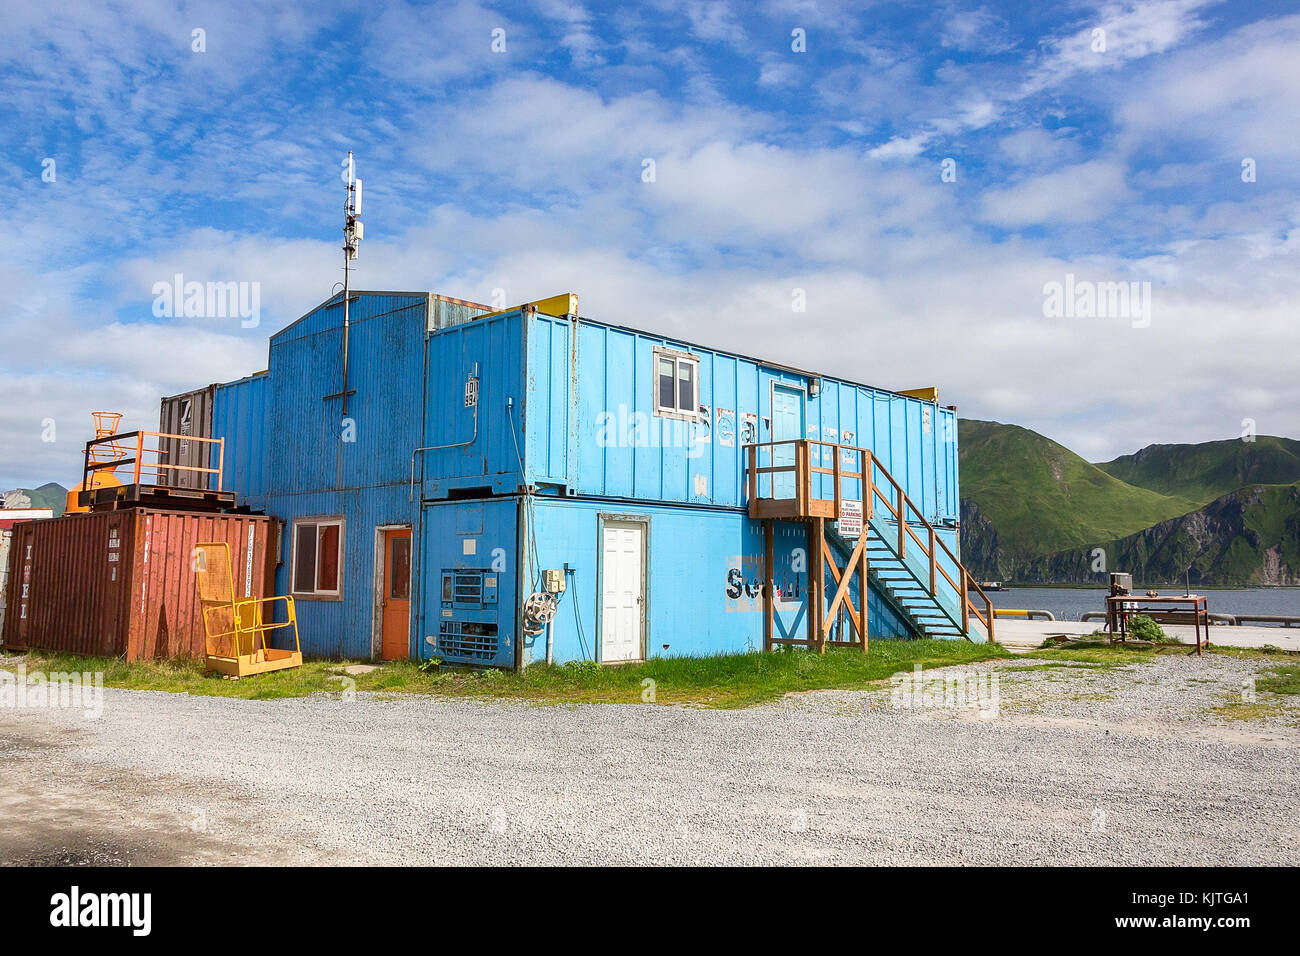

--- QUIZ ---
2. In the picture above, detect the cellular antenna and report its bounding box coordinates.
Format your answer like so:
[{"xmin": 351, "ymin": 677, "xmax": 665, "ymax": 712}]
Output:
[{"xmin": 340, "ymin": 151, "xmax": 364, "ymax": 416}]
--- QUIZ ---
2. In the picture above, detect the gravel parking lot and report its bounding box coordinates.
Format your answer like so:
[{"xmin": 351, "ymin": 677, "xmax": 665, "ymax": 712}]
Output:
[{"xmin": 2, "ymin": 652, "xmax": 1297, "ymax": 865}]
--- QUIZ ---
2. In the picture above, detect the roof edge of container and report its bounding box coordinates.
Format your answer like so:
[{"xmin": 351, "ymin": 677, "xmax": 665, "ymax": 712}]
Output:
[
  {"xmin": 557, "ymin": 311, "xmax": 952, "ymax": 408},
  {"xmin": 269, "ymin": 290, "xmax": 489, "ymax": 344}
]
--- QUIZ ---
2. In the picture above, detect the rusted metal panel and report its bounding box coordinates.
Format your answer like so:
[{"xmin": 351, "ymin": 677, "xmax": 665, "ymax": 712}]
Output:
[
  {"xmin": 427, "ymin": 292, "xmax": 492, "ymax": 331},
  {"xmin": 0, "ymin": 528, "xmax": 11, "ymax": 636},
  {"xmin": 158, "ymin": 385, "xmax": 217, "ymax": 488},
  {"xmin": 0, "ymin": 509, "xmax": 273, "ymax": 661}
]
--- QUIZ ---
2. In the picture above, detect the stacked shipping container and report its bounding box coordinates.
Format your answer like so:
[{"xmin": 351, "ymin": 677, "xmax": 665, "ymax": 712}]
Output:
[
  {"xmin": 195, "ymin": 290, "xmax": 960, "ymax": 667},
  {"xmin": 2, "ymin": 510, "xmax": 274, "ymax": 661}
]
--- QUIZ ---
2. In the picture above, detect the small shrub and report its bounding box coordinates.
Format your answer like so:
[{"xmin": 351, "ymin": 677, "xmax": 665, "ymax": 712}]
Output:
[
  {"xmin": 562, "ymin": 659, "xmax": 602, "ymax": 678},
  {"xmin": 417, "ymin": 656, "xmax": 442, "ymax": 674},
  {"xmin": 1126, "ymin": 614, "xmax": 1167, "ymax": 643}
]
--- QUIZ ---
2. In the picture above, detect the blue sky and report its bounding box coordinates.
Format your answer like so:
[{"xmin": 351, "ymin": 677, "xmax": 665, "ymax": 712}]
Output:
[{"xmin": 2, "ymin": 0, "xmax": 1298, "ymax": 488}]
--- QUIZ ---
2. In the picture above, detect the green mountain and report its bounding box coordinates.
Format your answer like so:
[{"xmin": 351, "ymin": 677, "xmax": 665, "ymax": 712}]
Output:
[
  {"xmin": 958, "ymin": 419, "xmax": 1197, "ymax": 560},
  {"xmin": 1097, "ymin": 436, "xmax": 1300, "ymax": 505},
  {"xmin": 1024, "ymin": 483, "xmax": 1300, "ymax": 586},
  {"xmin": 4, "ymin": 482, "xmax": 68, "ymax": 517},
  {"xmin": 959, "ymin": 421, "xmax": 1300, "ymax": 585}
]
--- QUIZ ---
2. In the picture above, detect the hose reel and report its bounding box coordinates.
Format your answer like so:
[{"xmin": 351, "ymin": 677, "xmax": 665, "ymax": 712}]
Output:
[{"xmin": 521, "ymin": 590, "xmax": 558, "ymax": 635}]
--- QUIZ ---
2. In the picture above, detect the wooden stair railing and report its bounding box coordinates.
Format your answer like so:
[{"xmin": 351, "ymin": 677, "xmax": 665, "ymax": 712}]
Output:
[{"xmin": 745, "ymin": 439, "xmax": 994, "ymax": 644}]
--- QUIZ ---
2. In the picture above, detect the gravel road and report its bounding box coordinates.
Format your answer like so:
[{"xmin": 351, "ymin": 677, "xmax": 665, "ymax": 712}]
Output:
[{"xmin": 2, "ymin": 652, "xmax": 1297, "ymax": 865}]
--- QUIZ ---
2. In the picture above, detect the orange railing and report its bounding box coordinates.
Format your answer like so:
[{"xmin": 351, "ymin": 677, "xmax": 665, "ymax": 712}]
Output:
[
  {"xmin": 82, "ymin": 430, "xmax": 225, "ymax": 493},
  {"xmin": 745, "ymin": 439, "xmax": 994, "ymax": 642}
]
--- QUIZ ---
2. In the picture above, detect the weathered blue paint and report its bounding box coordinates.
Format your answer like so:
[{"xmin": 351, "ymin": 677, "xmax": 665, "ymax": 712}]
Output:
[
  {"xmin": 419, "ymin": 310, "xmax": 529, "ymax": 499},
  {"xmin": 418, "ymin": 496, "xmax": 520, "ymax": 669},
  {"xmin": 413, "ymin": 494, "xmax": 915, "ymax": 667},
  {"xmin": 199, "ymin": 291, "xmax": 960, "ymax": 663},
  {"xmin": 516, "ymin": 313, "xmax": 959, "ymax": 524},
  {"xmin": 210, "ymin": 371, "xmax": 270, "ymax": 511},
  {"xmin": 512, "ymin": 496, "xmax": 916, "ymax": 665}
]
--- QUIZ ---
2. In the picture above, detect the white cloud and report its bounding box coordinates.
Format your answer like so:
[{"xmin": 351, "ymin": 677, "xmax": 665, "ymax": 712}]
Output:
[
  {"xmin": 997, "ymin": 128, "xmax": 1084, "ymax": 167},
  {"xmin": 939, "ymin": 5, "xmax": 1016, "ymax": 55},
  {"xmin": 1023, "ymin": 0, "xmax": 1216, "ymax": 94},
  {"xmin": 868, "ymin": 133, "xmax": 931, "ymax": 161},
  {"xmin": 981, "ymin": 160, "xmax": 1130, "ymax": 226},
  {"xmin": 1116, "ymin": 14, "xmax": 1300, "ymax": 165}
]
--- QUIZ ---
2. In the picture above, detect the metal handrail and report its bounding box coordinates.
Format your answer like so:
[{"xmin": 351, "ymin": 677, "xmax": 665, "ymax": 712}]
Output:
[
  {"xmin": 82, "ymin": 429, "xmax": 225, "ymax": 492},
  {"xmin": 745, "ymin": 438, "xmax": 994, "ymax": 642}
]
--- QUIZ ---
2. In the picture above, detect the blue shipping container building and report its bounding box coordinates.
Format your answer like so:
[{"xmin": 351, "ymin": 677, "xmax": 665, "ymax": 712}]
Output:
[{"xmin": 186, "ymin": 290, "xmax": 994, "ymax": 668}]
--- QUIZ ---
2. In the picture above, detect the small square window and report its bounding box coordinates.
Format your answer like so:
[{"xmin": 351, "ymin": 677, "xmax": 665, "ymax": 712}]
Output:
[{"xmin": 653, "ymin": 348, "xmax": 700, "ymax": 421}]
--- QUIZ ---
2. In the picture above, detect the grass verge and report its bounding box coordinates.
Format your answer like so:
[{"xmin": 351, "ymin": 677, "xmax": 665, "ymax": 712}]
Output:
[
  {"xmin": 1027, "ymin": 637, "xmax": 1300, "ymax": 668},
  {"xmin": 1, "ymin": 639, "xmax": 1010, "ymax": 710}
]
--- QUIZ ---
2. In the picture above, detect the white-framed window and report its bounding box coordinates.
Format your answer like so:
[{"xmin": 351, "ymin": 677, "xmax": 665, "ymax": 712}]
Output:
[
  {"xmin": 292, "ymin": 517, "xmax": 344, "ymax": 598},
  {"xmin": 653, "ymin": 347, "xmax": 700, "ymax": 421}
]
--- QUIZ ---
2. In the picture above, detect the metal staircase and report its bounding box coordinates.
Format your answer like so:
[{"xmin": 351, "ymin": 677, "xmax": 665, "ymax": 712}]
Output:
[{"xmin": 746, "ymin": 438, "xmax": 994, "ymax": 651}]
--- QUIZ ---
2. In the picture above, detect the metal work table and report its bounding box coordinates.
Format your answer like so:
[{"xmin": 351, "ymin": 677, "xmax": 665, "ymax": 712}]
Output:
[{"xmin": 1107, "ymin": 594, "xmax": 1210, "ymax": 656}]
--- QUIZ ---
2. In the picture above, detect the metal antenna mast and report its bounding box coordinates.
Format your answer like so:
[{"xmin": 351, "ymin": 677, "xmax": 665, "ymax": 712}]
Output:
[{"xmin": 341, "ymin": 151, "xmax": 364, "ymax": 417}]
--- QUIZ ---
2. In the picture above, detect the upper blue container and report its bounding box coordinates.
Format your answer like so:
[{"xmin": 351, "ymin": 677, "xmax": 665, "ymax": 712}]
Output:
[{"xmin": 418, "ymin": 307, "xmax": 959, "ymax": 525}]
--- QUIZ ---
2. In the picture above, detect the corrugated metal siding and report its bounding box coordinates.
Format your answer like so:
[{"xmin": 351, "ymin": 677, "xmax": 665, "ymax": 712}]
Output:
[
  {"xmin": 265, "ymin": 485, "xmax": 418, "ymax": 659},
  {"xmin": 544, "ymin": 314, "xmax": 959, "ymax": 522},
  {"xmin": 211, "ymin": 293, "xmax": 954, "ymax": 518},
  {"xmin": 0, "ymin": 529, "xmax": 11, "ymax": 637},
  {"xmin": 160, "ymin": 292, "xmax": 959, "ymax": 666},
  {"xmin": 416, "ymin": 496, "xmax": 519, "ymax": 668},
  {"xmin": 211, "ymin": 372, "xmax": 270, "ymax": 506},
  {"xmin": 523, "ymin": 314, "xmax": 572, "ymax": 486},
  {"xmin": 1, "ymin": 510, "xmax": 272, "ymax": 660},
  {"xmin": 268, "ymin": 293, "xmax": 427, "ymax": 496},
  {"xmin": 158, "ymin": 385, "xmax": 217, "ymax": 489},
  {"xmin": 517, "ymin": 496, "xmax": 913, "ymax": 665},
  {"xmin": 420, "ymin": 310, "xmax": 527, "ymax": 498}
]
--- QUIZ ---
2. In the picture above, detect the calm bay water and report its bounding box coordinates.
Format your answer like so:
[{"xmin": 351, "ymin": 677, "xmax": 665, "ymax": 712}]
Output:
[{"xmin": 987, "ymin": 587, "xmax": 1300, "ymax": 623}]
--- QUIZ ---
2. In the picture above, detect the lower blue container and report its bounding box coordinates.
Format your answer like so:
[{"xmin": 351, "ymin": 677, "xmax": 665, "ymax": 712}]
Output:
[{"xmin": 416, "ymin": 495, "xmax": 919, "ymax": 668}]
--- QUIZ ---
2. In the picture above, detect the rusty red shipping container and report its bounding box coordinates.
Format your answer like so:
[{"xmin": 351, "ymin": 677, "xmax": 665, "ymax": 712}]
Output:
[{"xmin": 1, "ymin": 509, "xmax": 276, "ymax": 661}]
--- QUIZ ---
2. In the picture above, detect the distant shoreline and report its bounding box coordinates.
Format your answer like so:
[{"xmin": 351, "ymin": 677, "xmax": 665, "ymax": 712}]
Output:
[{"xmin": 996, "ymin": 583, "xmax": 1300, "ymax": 590}]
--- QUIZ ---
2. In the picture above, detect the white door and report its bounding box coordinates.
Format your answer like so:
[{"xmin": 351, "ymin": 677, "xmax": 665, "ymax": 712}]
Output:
[{"xmin": 601, "ymin": 520, "xmax": 645, "ymax": 662}]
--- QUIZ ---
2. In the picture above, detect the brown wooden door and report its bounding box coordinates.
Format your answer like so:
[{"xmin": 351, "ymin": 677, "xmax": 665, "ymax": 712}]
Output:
[{"xmin": 381, "ymin": 529, "xmax": 412, "ymax": 661}]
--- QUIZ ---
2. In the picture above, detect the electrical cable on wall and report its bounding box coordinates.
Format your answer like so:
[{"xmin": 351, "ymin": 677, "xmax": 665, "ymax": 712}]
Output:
[{"xmin": 507, "ymin": 402, "xmax": 591, "ymax": 657}]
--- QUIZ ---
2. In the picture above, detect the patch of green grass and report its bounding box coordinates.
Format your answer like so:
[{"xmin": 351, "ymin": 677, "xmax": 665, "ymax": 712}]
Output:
[
  {"xmin": 1, "ymin": 640, "xmax": 1011, "ymax": 710},
  {"xmin": 0, "ymin": 651, "xmax": 359, "ymax": 700},
  {"xmin": 1024, "ymin": 640, "xmax": 1155, "ymax": 669},
  {"xmin": 1000, "ymin": 661, "xmax": 1086, "ymax": 672},
  {"xmin": 1203, "ymin": 661, "xmax": 1300, "ymax": 723},
  {"xmin": 1256, "ymin": 664, "xmax": 1300, "ymax": 696},
  {"xmin": 1208, "ymin": 645, "xmax": 1300, "ymax": 662},
  {"xmin": 1210, "ymin": 700, "xmax": 1290, "ymax": 722}
]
